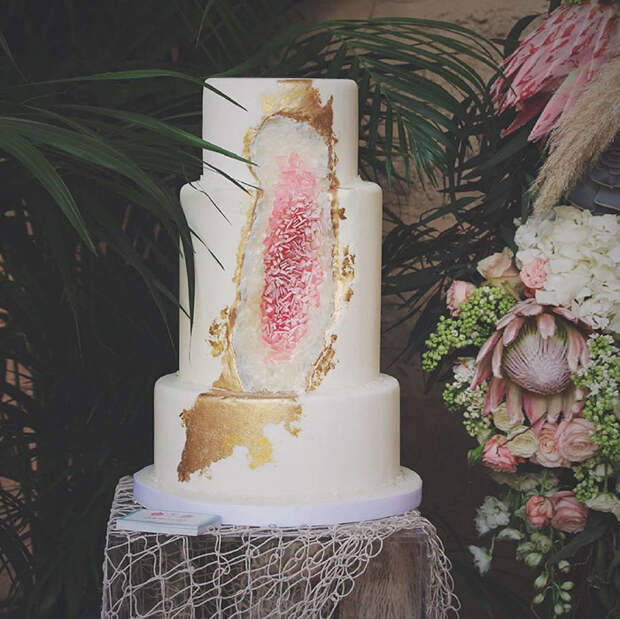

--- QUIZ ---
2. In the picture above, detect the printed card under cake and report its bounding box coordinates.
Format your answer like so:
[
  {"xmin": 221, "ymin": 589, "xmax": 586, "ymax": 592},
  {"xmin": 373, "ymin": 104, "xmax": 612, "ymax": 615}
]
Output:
[{"xmin": 116, "ymin": 509, "xmax": 221, "ymax": 535}]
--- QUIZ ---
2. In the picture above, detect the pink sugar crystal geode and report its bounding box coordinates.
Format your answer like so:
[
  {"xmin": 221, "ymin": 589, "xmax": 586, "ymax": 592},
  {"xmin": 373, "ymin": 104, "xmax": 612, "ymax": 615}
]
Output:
[{"xmin": 260, "ymin": 153, "xmax": 326, "ymax": 360}]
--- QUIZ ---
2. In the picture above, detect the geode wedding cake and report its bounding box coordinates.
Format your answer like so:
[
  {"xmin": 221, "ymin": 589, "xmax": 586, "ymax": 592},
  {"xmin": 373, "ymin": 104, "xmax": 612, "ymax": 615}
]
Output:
[{"xmin": 134, "ymin": 78, "xmax": 422, "ymax": 525}]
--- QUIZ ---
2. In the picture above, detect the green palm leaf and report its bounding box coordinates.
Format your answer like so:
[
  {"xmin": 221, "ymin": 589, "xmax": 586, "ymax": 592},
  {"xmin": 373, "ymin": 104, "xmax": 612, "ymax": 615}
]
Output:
[
  {"xmin": 0, "ymin": 122, "xmax": 95, "ymax": 252},
  {"xmin": 222, "ymin": 17, "xmax": 500, "ymax": 186}
]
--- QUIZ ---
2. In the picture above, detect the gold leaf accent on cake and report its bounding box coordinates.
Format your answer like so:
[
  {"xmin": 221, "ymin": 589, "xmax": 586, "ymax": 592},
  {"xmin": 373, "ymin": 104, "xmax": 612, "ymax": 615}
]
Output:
[
  {"xmin": 207, "ymin": 307, "xmax": 229, "ymax": 357},
  {"xmin": 177, "ymin": 390, "xmax": 302, "ymax": 481},
  {"xmin": 212, "ymin": 309, "xmax": 244, "ymax": 391},
  {"xmin": 341, "ymin": 245, "xmax": 356, "ymax": 279},
  {"xmin": 305, "ymin": 334, "xmax": 338, "ymax": 392},
  {"xmin": 340, "ymin": 245, "xmax": 356, "ymax": 303}
]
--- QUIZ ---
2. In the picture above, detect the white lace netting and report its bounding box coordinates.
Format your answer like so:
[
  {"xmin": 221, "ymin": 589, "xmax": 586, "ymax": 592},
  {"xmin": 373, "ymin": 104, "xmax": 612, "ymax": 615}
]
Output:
[{"xmin": 101, "ymin": 477, "xmax": 459, "ymax": 618}]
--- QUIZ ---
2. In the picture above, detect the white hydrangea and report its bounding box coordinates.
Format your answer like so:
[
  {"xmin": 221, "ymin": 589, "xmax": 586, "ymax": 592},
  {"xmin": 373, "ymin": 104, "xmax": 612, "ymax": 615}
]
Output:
[
  {"xmin": 514, "ymin": 206, "xmax": 620, "ymax": 333},
  {"xmin": 475, "ymin": 496, "xmax": 510, "ymax": 535}
]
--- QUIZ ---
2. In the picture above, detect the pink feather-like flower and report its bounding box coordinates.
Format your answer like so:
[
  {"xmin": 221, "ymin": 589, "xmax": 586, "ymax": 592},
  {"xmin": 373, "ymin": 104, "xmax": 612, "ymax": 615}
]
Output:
[{"xmin": 492, "ymin": 1, "xmax": 620, "ymax": 141}]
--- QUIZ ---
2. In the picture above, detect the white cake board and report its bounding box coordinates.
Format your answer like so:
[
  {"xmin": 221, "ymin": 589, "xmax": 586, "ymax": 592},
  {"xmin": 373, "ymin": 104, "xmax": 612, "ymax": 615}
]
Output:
[{"xmin": 133, "ymin": 465, "xmax": 422, "ymax": 526}]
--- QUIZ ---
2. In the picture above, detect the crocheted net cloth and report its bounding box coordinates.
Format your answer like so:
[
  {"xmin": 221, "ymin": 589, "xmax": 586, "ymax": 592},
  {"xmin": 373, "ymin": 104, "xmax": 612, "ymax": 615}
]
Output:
[{"xmin": 101, "ymin": 476, "xmax": 458, "ymax": 618}]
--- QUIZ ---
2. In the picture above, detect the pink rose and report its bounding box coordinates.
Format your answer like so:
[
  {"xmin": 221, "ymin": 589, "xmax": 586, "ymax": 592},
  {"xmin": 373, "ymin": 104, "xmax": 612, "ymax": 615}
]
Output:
[
  {"xmin": 477, "ymin": 251, "xmax": 520, "ymax": 281},
  {"xmin": 555, "ymin": 418, "xmax": 598, "ymax": 463},
  {"xmin": 551, "ymin": 491, "xmax": 588, "ymax": 533},
  {"xmin": 446, "ymin": 280, "xmax": 476, "ymax": 316},
  {"xmin": 482, "ymin": 435, "xmax": 521, "ymax": 472},
  {"xmin": 531, "ymin": 423, "xmax": 570, "ymax": 468},
  {"xmin": 526, "ymin": 495, "xmax": 554, "ymax": 528},
  {"xmin": 520, "ymin": 258, "xmax": 548, "ymax": 289}
]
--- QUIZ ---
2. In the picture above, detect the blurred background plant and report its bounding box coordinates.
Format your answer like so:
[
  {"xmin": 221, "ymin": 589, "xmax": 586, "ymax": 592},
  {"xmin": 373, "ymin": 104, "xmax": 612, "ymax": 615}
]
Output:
[{"xmin": 0, "ymin": 0, "xmax": 551, "ymax": 615}]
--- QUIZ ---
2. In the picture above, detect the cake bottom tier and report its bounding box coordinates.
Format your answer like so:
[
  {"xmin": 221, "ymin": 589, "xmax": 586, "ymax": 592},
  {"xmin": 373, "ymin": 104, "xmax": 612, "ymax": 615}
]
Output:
[
  {"xmin": 134, "ymin": 464, "xmax": 421, "ymax": 525},
  {"xmin": 151, "ymin": 373, "xmax": 411, "ymax": 505}
]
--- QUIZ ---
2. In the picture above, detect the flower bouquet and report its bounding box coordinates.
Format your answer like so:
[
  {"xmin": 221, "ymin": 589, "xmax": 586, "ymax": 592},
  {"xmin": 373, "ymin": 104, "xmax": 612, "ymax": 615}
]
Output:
[{"xmin": 423, "ymin": 206, "xmax": 619, "ymax": 616}]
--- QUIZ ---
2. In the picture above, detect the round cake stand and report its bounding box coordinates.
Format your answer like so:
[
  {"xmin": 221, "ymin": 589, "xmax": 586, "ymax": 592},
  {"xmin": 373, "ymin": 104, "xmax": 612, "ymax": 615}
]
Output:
[{"xmin": 133, "ymin": 465, "xmax": 422, "ymax": 526}]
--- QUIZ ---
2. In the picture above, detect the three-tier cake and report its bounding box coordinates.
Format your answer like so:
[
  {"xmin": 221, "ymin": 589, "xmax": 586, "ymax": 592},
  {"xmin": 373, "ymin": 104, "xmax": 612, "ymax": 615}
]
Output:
[{"xmin": 134, "ymin": 78, "xmax": 422, "ymax": 525}]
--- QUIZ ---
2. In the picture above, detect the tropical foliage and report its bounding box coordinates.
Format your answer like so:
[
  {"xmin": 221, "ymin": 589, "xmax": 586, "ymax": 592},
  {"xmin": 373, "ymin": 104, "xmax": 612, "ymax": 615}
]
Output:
[{"xmin": 381, "ymin": 11, "xmax": 547, "ymax": 363}]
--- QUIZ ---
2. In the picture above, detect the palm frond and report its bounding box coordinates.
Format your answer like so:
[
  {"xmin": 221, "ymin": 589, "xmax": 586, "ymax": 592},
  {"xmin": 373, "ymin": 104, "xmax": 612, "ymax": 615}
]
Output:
[
  {"xmin": 380, "ymin": 77, "xmax": 543, "ymax": 367},
  {"xmin": 225, "ymin": 17, "xmax": 501, "ymax": 186}
]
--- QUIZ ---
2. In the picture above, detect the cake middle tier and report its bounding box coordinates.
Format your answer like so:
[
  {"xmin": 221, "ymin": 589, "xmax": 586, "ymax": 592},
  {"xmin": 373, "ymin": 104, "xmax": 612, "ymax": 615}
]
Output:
[
  {"xmin": 153, "ymin": 372, "xmax": 401, "ymax": 501},
  {"xmin": 179, "ymin": 178, "xmax": 382, "ymax": 393}
]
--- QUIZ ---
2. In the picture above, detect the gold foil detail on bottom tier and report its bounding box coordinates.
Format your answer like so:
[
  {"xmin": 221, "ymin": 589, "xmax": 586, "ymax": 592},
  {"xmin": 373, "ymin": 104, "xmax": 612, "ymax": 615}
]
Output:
[
  {"xmin": 177, "ymin": 390, "xmax": 302, "ymax": 482},
  {"xmin": 305, "ymin": 334, "xmax": 338, "ymax": 392}
]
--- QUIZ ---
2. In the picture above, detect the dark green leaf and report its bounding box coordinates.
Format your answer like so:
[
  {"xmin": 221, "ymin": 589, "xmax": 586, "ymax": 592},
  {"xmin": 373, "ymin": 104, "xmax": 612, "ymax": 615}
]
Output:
[{"xmin": 0, "ymin": 124, "xmax": 95, "ymax": 253}]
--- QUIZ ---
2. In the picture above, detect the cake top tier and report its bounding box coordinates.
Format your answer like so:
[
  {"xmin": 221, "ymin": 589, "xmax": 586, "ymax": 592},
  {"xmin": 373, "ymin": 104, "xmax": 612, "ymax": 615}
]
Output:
[{"xmin": 202, "ymin": 78, "xmax": 359, "ymax": 188}]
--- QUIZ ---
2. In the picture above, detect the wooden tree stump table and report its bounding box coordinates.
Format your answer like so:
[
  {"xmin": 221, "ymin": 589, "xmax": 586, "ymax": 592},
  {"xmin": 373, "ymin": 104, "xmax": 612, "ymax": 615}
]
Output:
[{"xmin": 101, "ymin": 477, "xmax": 457, "ymax": 618}]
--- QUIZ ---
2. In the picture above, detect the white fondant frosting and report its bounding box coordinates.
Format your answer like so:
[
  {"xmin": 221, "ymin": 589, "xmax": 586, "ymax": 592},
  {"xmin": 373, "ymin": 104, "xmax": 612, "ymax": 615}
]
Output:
[
  {"xmin": 135, "ymin": 464, "xmax": 422, "ymax": 526},
  {"xmin": 202, "ymin": 78, "xmax": 359, "ymax": 188},
  {"xmin": 153, "ymin": 373, "xmax": 400, "ymax": 501},
  {"xmin": 178, "ymin": 179, "xmax": 381, "ymax": 392},
  {"xmin": 146, "ymin": 78, "xmax": 419, "ymax": 519}
]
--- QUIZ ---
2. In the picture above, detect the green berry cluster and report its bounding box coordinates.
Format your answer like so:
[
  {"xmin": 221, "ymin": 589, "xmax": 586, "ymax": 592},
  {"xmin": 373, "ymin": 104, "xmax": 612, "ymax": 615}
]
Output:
[
  {"xmin": 573, "ymin": 335, "xmax": 620, "ymax": 462},
  {"xmin": 422, "ymin": 286, "xmax": 515, "ymax": 372},
  {"xmin": 442, "ymin": 380, "xmax": 463, "ymax": 412},
  {"xmin": 572, "ymin": 462, "xmax": 600, "ymax": 502}
]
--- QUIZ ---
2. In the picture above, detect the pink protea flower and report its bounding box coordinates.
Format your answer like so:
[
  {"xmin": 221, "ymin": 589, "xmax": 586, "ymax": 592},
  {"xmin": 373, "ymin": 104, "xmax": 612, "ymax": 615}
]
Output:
[
  {"xmin": 471, "ymin": 299, "xmax": 590, "ymax": 426},
  {"xmin": 491, "ymin": 1, "xmax": 620, "ymax": 141}
]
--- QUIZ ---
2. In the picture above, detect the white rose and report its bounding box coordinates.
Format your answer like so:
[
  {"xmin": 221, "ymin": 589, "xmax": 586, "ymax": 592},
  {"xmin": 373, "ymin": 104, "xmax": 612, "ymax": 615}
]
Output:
[
  {"xmin": 493, "ymin": 404, "xmax": 523, "ymax": 432},
  {"xmin": 506, "ymin": 427, "xmax": 539, "ymax": 458},
  {"xmin": 548, "ymin": 256, "xmax": 575, "ymax": 274}
]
